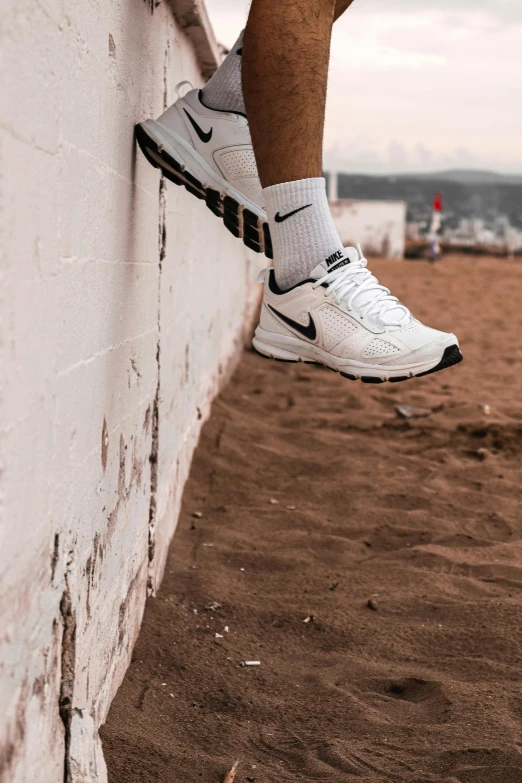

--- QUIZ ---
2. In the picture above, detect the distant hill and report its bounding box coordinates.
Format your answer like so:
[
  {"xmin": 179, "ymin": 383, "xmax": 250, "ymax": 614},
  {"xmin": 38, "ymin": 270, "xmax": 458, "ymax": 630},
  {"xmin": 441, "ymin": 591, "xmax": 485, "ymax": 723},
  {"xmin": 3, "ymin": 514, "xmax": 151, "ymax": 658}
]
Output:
[
  {"xmin": 328, "ymin": 171, "xmax": 522, "ymax": 229},
  {"xmin": 396, "ymin": 170, "xmax": 522, "ymax": 186}
]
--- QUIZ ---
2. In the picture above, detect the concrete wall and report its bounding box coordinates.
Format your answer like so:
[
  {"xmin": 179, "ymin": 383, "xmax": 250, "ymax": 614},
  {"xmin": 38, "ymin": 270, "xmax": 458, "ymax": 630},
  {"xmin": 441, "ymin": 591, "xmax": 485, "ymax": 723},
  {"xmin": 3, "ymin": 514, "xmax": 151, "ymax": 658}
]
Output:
[
  {"xmin": 330, "ymin": 199, "xmax": 407, "ymax": 259},
  {"xmin": 0, "ymin": 2, "xmax": 261, "ymax": 781}
]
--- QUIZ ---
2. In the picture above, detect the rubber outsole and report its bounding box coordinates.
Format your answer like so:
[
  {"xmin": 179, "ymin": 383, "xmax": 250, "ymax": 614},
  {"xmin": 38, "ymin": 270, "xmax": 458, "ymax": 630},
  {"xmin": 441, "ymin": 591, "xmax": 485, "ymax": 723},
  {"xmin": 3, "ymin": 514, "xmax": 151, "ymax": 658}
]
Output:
[
  {"xmin": 252, "ymin": 344, "xmax": 463, "ymax": 384},
  {"xmin": 135, "ymin": 123, "xmax": 273, "ymax": 259}
]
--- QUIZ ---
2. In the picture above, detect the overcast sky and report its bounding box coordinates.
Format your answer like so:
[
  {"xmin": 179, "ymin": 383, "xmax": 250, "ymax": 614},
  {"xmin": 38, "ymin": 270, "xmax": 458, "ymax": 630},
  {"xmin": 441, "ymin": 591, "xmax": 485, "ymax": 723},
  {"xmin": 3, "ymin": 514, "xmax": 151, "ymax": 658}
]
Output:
[{"xmin": 204, "ymin": 0, "xmax": 522, "ymax": 174}]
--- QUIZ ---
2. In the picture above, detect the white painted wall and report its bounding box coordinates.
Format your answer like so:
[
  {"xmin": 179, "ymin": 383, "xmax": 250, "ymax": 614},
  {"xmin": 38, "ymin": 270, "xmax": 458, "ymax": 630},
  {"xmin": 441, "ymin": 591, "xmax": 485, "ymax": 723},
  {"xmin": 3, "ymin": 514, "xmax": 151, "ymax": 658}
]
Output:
[
  {"xmin": 330, "ymin": 199, "xmax": 407, "ymax": 259},
  {"xmin": 0, "ymin": 2, "xmax": 262, "ymax": 781}
]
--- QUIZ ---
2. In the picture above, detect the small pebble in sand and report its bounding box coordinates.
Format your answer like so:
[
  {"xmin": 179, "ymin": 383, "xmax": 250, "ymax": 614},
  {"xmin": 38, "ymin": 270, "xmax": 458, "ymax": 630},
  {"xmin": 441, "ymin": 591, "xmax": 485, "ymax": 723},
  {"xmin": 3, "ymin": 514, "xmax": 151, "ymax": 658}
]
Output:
[
  {"xmin": 395, "ymin": 404, "xmax": 432, "ymax": 420},
  {"xmin": 469, "ymin": 447, "xmax": 489, "ymax": 461},
  {"xmin": 367, "ymin": 598, "xmax": 379, "ymax": 611},
  {"xmin": 286, "ymin": 505, "xmax": 297, "ymax": 511},
  {"xmin": 192, "ymin": 511, "xmax": 203, "ymax": 518},
  {"xmin": 203, "ymin": 543, "xmax": 214, "ymax": 547},
  {"xmin": 215, "ymin": 633, "xmax": 223, "ymax": 638},
  {"xmin": 205, "ymin": 601, "xmax": 221, "ymax": 611},
  {"xmin": 241, "ymin": 661, "xmax": 261, "ymax": 667},
  {"xmin": 224, "ymin": 626, "xmax": 229, "ymax": 632},
  {"xmin": 269, "ymin": 498, "xmax": 279, "ymax": 504},
  {"xmin": 483, "ymin": 404, "xmax": 492, "ymax": 415},
  {"xmin": 303, "ymin": 615, "xmax": 314, "ymax": 623}
]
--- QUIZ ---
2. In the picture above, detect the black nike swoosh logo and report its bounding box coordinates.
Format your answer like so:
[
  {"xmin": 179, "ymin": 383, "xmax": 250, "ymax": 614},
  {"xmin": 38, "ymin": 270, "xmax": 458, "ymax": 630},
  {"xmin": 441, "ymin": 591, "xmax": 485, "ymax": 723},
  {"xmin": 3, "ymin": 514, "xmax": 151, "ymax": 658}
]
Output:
[
  {"xmin": 183, "ymin": 109, "xmax": 213, "ymax": 143},
  {"xmin": 274, "ymin": 204, "xmax": 312, "ymax": 223},
  {"xmin": 268, "ymin": 305, "xmax": 317, "ymax": 341}
]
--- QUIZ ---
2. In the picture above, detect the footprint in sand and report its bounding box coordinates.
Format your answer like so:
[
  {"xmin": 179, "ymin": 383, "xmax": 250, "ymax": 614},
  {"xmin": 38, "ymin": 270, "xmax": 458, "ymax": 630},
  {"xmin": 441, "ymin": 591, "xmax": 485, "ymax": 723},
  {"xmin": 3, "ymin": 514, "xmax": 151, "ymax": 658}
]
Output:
[
  {"xmin": 434, "ymin": 533, "xmax": 494, "ymax": 549},
  {"xmin": 364, "ymin": 524, "xmax": 432, "ymax": 553},
  {"xmin": 457, "ymin": 422, "xmax": 522, "ymax": 459},
  {"xmin": 252, "ymin": 731, "xmax": 392, "ymax": 779},
  {"xmin": 379, "ymin": 492, "xmax": 431, "ymax": 512},
  {"xmin": 437, "ymin": 747, "xmax": 522, "ymax": 783},
  {"xmin": 361, "ymin": 677, "xmax": 452, "ymax": 725},
  {"xmin": 471, "ymin": 511, "xmax": 514, "ymax": 544}
]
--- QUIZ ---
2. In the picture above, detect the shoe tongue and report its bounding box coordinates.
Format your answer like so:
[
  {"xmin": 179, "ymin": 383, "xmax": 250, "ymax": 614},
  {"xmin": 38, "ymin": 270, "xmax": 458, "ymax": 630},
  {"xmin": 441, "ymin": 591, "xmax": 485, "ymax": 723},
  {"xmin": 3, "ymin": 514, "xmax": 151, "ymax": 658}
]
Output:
[
  {"xmin": 308, "ymin": 247, "xmax": 410, "ymax": 326},
  {"xmin": 310, "ymin": 246, "xmax": 359, "ymax": 279}
]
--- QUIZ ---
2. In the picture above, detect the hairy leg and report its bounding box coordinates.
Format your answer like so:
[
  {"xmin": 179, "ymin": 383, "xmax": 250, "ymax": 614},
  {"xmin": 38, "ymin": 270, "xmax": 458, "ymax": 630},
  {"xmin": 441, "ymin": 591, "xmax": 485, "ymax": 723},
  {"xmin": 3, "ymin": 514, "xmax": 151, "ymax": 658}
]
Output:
[
  {"xmin": 243, "ymin": 0, "xmax": 337, "ymax": 188},
  {"xmin": 243, "ymin": 0, "xmax": 356, "ymax": 188}
]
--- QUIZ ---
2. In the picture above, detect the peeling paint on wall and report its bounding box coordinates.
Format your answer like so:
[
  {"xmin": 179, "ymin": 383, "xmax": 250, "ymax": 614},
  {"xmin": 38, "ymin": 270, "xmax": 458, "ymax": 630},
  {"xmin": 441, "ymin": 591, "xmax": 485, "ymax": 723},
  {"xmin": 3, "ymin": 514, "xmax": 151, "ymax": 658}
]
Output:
[
  {"xmin": 147, "ymin": 177, "xmax": 167, "ymax": 595},
  {"xmin": 101, "ymin": 419, "xmax": 109, "ymax": 473},
  {"xmin": 59, "ymin": 574, "xmax": 77, "ymax": 783}
]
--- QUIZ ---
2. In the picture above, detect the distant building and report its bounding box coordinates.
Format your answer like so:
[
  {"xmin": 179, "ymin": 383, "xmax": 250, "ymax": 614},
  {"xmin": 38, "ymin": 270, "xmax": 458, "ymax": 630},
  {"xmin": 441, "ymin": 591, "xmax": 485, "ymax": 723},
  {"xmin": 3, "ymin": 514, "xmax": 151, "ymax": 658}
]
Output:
[
  {"xmin": 412, "ymin": 214, "xmax": 522, "ymax": 254},
  {"xmin": 328, "ymin": 171, "xmax": 406, "ymax": 259},
  {"xmin": 331, "ymin": 170, "xmax": 522, "ymax": 256}
]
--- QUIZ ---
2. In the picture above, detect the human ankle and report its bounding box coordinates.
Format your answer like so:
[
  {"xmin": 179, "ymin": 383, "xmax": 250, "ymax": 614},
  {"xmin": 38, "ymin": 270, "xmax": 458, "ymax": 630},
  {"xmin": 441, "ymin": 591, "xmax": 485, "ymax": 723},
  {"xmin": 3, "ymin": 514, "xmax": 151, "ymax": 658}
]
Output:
[{"xmin": 263, "ymin": 177, "xmax": 344, "ymax": 290}]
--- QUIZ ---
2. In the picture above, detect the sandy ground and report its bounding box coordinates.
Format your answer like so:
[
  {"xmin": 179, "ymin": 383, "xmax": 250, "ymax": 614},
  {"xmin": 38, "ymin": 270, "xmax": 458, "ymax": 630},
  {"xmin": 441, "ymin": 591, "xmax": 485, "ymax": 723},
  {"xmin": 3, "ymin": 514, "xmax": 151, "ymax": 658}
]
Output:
[{"xmin": 101, "ymin": 256, "xmax": 522, "ymax": 783}]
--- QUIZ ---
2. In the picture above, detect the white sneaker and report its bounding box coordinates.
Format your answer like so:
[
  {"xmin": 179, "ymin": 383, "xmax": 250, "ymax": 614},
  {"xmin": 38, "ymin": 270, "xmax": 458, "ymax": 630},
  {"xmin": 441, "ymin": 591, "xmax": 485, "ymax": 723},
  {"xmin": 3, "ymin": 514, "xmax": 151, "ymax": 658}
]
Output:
[
  {"xmin": 135, "ymin": 82, "xmax": 271, "ymax": 257},
  {"xmin": 253, "ymin": 246, "xmax": 462, "ymax": 383}
]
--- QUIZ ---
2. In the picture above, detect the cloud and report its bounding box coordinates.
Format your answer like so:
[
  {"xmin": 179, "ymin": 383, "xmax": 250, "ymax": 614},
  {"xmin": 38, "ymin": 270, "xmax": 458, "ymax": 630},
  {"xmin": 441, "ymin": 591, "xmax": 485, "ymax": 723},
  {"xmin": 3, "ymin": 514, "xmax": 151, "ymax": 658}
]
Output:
[
  {"xmin": 323, "ymin": 137, "xmax": 520, "ymax": 176},
  {"xmin": 205, "ymin": 0, "xmax": 522, "ymax": 28},
  {"xmin": 359, "ymin": 0, "xmax": 522, "ymax": 23}
]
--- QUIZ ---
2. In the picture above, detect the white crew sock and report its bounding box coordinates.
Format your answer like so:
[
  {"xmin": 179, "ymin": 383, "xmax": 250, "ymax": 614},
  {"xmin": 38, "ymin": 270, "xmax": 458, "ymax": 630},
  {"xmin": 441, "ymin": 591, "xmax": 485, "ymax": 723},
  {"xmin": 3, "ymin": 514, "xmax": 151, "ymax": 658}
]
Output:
[
  {"xmin": 201, "ymin": 31, "xmax": 245, "ymax": 114},
  {"xmin": 263, "ymin": 177, "xmax": 345, "ymax": 289}
]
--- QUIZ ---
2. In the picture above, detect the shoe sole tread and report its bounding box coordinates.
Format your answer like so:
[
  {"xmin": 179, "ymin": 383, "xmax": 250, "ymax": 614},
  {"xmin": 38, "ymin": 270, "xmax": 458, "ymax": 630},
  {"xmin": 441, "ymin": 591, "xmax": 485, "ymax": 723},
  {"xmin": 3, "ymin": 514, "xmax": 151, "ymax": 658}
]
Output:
[
  {"xmin": 252, "ymin": 343, "xmax": 463, "ymax": 384},
  {"xmin": 135, "ymin": 123, "xmax": 273, "ymax": 259}
]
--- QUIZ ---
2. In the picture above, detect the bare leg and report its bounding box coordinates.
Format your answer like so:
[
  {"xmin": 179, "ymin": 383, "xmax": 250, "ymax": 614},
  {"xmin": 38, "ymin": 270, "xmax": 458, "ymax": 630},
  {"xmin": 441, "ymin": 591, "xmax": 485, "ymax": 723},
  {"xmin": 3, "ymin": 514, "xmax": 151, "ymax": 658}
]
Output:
[
  {"xmin": 243, "ymin": 0, "xmax": 335, "ymax": 188},
  {"xmin": 243, "ymin": 0, "xmax": 356, "ymax": 188}
]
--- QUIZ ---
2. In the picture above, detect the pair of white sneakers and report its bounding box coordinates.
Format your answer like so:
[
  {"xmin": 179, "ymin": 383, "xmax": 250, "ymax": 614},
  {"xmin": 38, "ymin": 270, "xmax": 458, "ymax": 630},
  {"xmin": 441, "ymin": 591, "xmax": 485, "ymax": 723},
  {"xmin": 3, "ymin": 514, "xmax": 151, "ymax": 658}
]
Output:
[{"xmin": 136, "ymin": 85, "xmax": 462, "ymax": 383}]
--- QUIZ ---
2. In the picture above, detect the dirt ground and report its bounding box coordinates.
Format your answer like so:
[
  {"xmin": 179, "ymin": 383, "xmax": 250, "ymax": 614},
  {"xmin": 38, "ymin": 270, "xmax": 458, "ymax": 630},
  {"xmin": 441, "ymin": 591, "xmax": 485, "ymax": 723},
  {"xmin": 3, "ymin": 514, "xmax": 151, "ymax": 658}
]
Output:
[{"xmin": 101, "ymin": 255, "xmax": 522, "ymax": 783}]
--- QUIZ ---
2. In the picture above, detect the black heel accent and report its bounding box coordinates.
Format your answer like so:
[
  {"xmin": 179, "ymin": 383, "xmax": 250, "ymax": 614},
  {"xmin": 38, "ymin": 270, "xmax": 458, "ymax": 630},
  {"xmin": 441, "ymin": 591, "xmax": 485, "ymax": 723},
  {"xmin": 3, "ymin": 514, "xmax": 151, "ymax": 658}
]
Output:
[{"xmin": 415, "ymin": 345, "xmax": 463, "ymax": 378}]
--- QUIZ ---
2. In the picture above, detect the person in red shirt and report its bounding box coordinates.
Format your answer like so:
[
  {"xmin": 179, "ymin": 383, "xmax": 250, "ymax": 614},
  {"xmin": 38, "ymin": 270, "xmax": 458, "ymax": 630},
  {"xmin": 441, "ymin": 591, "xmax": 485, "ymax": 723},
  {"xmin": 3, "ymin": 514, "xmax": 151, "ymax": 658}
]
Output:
[{"xmin": 429, "ymin": 193, "xmax": 443, "ymax": 262}]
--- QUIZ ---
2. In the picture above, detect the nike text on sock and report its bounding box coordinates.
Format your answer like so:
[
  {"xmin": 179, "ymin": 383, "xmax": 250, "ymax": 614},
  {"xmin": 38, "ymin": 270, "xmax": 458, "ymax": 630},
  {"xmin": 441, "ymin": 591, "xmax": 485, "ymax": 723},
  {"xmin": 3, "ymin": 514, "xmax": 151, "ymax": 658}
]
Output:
[
  {"xmin": 263, "ymin": 177, "xmax": 345, "ymax": 290},
  {"xmin": 201, "ymin": 31, "xmax": 245, "ymax": 114}
]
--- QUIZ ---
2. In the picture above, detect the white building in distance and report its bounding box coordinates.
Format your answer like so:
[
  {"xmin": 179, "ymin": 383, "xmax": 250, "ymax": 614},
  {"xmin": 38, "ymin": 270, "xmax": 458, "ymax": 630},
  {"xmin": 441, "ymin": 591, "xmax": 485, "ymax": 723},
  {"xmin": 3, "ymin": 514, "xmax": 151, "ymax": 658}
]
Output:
[{"xmin": 328, "ymin": 171, "xmax": 407, "ymax": 259}]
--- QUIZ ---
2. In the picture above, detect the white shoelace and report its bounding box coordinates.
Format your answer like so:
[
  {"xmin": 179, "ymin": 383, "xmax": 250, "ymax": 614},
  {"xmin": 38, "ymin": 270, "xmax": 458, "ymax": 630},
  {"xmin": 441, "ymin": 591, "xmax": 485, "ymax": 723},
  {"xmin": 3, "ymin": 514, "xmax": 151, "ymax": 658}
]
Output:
[{"xmin": 312, "ymin": 245, "xmax": 411, "ymax": 329}]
